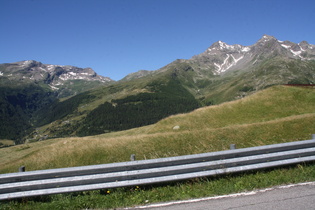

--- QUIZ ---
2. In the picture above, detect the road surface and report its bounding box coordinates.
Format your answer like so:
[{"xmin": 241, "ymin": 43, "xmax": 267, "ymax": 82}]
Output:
[{"xmin": 130, "ymin": 182, "xmax": 315, "ymax": 210}]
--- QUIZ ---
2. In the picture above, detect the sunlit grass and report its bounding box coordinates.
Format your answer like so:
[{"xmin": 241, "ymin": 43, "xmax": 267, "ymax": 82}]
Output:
[
  {"xmin": 0, "ymin": 139, "xmax": 14, "ymax": 148},
  {"xmin": 1, "ymin": 86, "xmax": 314, "ymax": 174},
  {"xmin": 0, "ymin": 85, "xmax": 315, "ymax": 209}
]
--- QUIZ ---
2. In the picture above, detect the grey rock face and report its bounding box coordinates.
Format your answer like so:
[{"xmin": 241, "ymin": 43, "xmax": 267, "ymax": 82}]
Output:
[
  {"xmin": 190, "ymin": 35, "xmax": 315, "ymax": 76},
  {"xmin": 0, "ymin": 60, "xmax": 114, "ymax": 95}
]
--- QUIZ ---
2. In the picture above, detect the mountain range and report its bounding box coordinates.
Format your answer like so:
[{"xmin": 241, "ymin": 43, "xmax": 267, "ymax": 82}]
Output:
[
  {"xmin": 1, "ymin": 35, "xmax": 315, "ymax": 144},
  {"xmin": 0, "ymin": 60, "xmax": 113, "ymax": 98},
  {"xmin": 124, "ymin": 35, "xmax": 315, "ymax": 78}
]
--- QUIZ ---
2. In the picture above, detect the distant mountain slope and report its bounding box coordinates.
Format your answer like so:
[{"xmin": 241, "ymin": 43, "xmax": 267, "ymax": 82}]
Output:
[
  {"xmin": 0, "ymin": 84, "xmax": 56, "ymax": 143},
  {"xmin": 0, "ymin": 61, "xmax": 115, "ymax": 142},
  {"xmin": 191, "ymin": 35, "xmax": 315, "ymax": 74},
  {"xmin": 1, "ymin": 35, "xmax": 315, "ymax": 143},
  {"xmin": 0, "ymin": 60, "xmax": 114, "ymax": 98},
  {"xmin": 124, "ymin": 35, "xmax": 315, "ymax": 80},
  {"xmin": 123, "ymin": 35, "xmax": 315, "ymax": 104},
  {"xmin": 29, "ymin": 75, "xmax": 201, "ymax": 139}
]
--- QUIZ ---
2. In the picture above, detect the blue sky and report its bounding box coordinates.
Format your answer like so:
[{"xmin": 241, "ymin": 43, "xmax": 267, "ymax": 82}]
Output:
[{"xmin": 1, "ymin": 0, "xmax": 315, "ymax": 80}]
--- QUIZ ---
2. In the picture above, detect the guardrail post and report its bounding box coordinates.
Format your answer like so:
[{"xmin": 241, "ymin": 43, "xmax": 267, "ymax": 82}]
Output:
[
  {"xmin": 312, "ymin": 134, "xmax": 315, "ymax": 139},
  {"xmin": 130, "ymin": 154, "xmax": 136, "ymax": 161},
  {"xmin": 230, "ymin": 144, "xmax": 236, "ymax": 150},
  {"xmin": 19, "ymin": 166, "xmax": 25, "ymax": 172}
]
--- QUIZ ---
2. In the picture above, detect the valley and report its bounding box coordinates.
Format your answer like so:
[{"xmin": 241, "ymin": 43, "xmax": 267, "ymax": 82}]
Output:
[{"xmin": 0, "ymin": 35, "xmax": 315, "ymax": 145}]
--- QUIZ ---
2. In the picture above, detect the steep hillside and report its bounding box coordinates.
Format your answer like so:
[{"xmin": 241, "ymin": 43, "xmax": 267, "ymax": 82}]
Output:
[
  {"xmin": 0, "ymin": 84, "xmax": 56, "ymax": 143},
  {"xmin": 0, "ymin": 61, "xmax": 115, "ymax": 142},
  {"xmin": 123, "ymin": 35, "xmax": 315, "ymax": 104},
  {"xmin": 29, "ymin": 75, "xmax": 201, "ymax": 140},
  {"xmin": 1, "ymin": 35, "xmax": 315, "ymax": 143},
  {"xmin": 145, "ymin": 85, "xmax": 315, "ymax": 134},
  {"xmin": 1, "ymin": 85, "xmax": 315, "ymax": 173}
]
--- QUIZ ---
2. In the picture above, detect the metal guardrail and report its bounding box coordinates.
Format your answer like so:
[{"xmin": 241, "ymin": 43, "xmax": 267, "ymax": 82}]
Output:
[{"xmin": 0, "ymin": 137, "xmax": 315, "ymax": 200}]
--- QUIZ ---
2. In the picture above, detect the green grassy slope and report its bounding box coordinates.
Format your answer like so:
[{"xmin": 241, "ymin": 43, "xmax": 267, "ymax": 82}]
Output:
[
  {"xmin": 146, "ymin": 85, "xmax": 315, "ymax": 133},
  {"xmin": 187, "ymin": 59, "xmax": 315, "ymax": 105},
  {"xmin": 1, "ymin": 85, "xmax": 314, "ymax": 174},
  {"xmin": 31, "ymin": 75, "xmax": 201, "ymax": 139},
  {"xmin": 1, "ymin": 85, "xmax": 315, "ymax": 209},
  {"xmin": 2, "ymin": 57, "xmax": 315, "ymax": 143}
]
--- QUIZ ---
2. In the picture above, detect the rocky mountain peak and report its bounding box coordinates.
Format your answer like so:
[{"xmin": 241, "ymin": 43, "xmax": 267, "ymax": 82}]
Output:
[
  {"xmin": 209, "ymin": 40, "xmax": 230, "ymax": 50},
  {"xmin": 191, "ymin": 40, "xmax": 252, "ymax": 74},
  {"xmin": 299, "ymin": 41, "xmax": 314, "ymax": 50},
  {"xmin": 299, "ymin": 40, "xmax": 309, "ymax": 45},
  {"xmin": 0, "ymin": 60, "xmax": 114, "ymax": 97},
  {"xmin": 14, "ymin": 60, "xmax": 43, "ymax": 69},
  {"xmin": 4, "ymin": 60, "xmax": 112, "ymax": 83},
  {"xmin": 189, "ymin": 35, "xmax": 315, "ymax": 75},
  {"xmin": 207, "ymin": 40, "xmax": 248, "ymax": 53},
  {"xmin": 258, "ymin": 34, "xmax": 277, "ymax": 42}
]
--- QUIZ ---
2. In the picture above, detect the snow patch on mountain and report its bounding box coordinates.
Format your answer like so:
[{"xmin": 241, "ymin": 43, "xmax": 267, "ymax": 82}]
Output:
[
  {"xmin": 1, "ymin": 60, "xmax": 114, "ymax": 93},
  {"xmin": 261, "ymin": 35, "xmax": 274, "ymax": 42},
  {"xmin": 47, "ymin": 65, "xmax": 55, "ymax": 71},
  {"xmin": 241, "ymin": 47, "xmax": 250, "ymax": 52},
  {"xmin": 231, "ymin": 54, "xmax": 244, "ymax": 63},
  {"xmin": 213, "ymin": 53, "xmax": 244, "ymax": 74},
  {"xmin": 281, "ymin": 44, "xmax": 291, "ymax": 49},
  {"xmin": 290, "ymin": 49, "xmax": 302, "ymax": 57},
  {"xmin": 214, "ymin": 54, "xmax": 231, "ymax": 73},
  {"xmin": 298, "ymin": 44, "xmax": 305, "ymax": 52},
  {"xmin": 81, "ymin": 72, "xmax": 92, "ymax": 75},
  {"xmin": 218, "ymin": 41, "xmax": 235, "ymax": 50},
  {"xmin": 192, "ymin": 35, "xmax": 315, "ymax": 77},
  {"xmin": 49, "ymin": 85, "xmax": 59, "ymax": 90},
  {"xmin": 214, "ymin": 63, "xmax": 221, "ymax": 69},
  {"xmin": 21, "ymin": 60, "xmax": 34, "ymax": 66}
]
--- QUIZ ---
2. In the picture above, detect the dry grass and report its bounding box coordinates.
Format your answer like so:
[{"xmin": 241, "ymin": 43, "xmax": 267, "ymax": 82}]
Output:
[
  {"xmin": 0, "ymin": 139, "xmax": 14, "ymax": 147},
  {"xmin": 1, "ymin": 85, "xmax": 315, "ymax": 174}
]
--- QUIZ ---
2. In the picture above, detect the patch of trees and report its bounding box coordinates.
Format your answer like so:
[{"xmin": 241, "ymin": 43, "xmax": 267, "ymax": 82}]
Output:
[
  {"xmin": 35, "ymin": 92, "xmax": 96, "ymax": 126},
  {"xmin": 0, "ymin": 85, "xmax": 56, "ymax": 143},
  {"xmin": 77, "ymin": 80, "xmax": 200, "ymax": 136}
]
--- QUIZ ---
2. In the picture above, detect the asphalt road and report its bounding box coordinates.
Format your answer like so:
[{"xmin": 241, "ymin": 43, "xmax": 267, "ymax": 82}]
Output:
[{"xmin": 130, "ymin": 182, "xmax": 315, "ymax": 210}]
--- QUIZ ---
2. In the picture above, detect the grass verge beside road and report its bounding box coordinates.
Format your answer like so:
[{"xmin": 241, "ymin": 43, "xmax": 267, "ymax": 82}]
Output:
[{"xmin": 1, "ymin": 163, "xmax": 314, "ymax": 210}]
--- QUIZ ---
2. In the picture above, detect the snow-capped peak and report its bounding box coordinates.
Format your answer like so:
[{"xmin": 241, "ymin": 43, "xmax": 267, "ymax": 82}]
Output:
[
  {"xmin": 208, "ymin": 40, "xmax": 251, "ymax": 53},
  {"xmin": 217, "ymin": 41, "xmax": 236, "ymax": 50},
  {"xmin": 260, "ymin": 34, "xmax": 276, "ymax": 42},
  {"xmin": 3, "ymin": 60, "xmax": 114, "ymax": 88}
]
